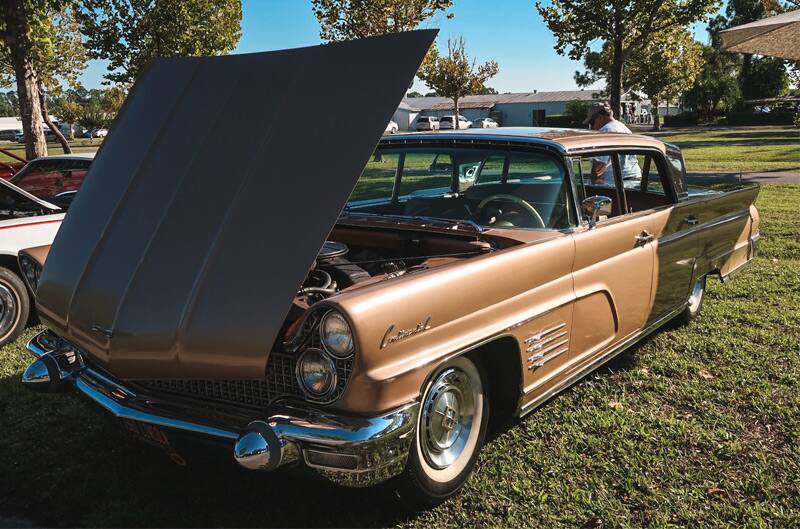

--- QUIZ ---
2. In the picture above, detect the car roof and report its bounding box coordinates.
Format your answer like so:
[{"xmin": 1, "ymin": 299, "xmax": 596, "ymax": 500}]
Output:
[
  {"xmin": 382, "ymin": 126, "xmax": 667, "ymax": 154},
  {"xmin": 29, "ymin": 152, "xmax": 96, "ymax": 161}
]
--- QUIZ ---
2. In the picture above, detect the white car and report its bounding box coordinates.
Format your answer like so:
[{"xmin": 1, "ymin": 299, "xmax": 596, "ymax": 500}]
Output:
[
  {"xmin": 473, "ymin": 117, "xmax": 499, "ymax": 128},
  {"xmin": 415, "ymin": 116, "xmax": 440, "ymax": 130},
  {"xmin": 0, "ymin": 177, "xmax": 67, "ymax": 346},
  {"xmin": 384, "ymin": 120, "xmax": 399, "ymax": 134},
  {"xmin": 440, "ymin": 115, "xmax": 472, "ymax": 130},
  {"xmin": 92, "ymin": 128, "xmax": 109, "ymax": 138}
]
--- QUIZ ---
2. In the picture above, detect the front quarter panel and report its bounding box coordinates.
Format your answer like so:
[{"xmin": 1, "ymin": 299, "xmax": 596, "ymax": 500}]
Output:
[{"xmin": 331, "ymin": 234, "xmax": 576, "ymax": 414}]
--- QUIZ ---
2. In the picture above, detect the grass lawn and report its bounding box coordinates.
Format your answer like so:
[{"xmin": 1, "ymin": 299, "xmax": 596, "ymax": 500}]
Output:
[
  {"xmin": 649, "ymin": 126, "xmax": 800, "ymax": 172},
  {"xmin": 0, "ymin": 138, "xmax": 102, "ymax": 163},
  {"xmin": 0, "ymin": 184, "xmax": 796, "ymax": 527}
]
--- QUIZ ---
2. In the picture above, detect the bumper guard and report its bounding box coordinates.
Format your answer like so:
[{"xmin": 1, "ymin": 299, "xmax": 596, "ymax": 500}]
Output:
[{"xmin": 22, "ymin": 330, "xmax": 418, "ymax": 487}]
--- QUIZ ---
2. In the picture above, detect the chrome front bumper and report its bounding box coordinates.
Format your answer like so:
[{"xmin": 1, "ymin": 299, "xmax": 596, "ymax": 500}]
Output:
[{"xmin": 23, "ymin": 330, "xmax": 418, "ymax": 487}]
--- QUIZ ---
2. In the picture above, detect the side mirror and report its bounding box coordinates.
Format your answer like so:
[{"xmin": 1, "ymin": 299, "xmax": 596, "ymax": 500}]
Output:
[{"xmin": 582, "ymin": 195, "xmax": 612, "ymax": 227}]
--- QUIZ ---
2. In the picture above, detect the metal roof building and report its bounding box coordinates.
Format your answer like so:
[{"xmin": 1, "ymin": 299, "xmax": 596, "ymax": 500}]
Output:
[{"xmin": 402, "ymin": 90, "xmax": 606, "ymax": 128}]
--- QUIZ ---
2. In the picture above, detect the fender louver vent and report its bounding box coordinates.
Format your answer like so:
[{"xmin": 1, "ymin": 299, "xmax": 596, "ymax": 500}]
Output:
[{"xmin": 525, "ymin": 322, "xmax": 569, "ymax": 370}]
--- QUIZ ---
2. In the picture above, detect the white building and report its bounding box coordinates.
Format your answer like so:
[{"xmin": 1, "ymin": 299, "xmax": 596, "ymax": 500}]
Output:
[{"xmin": 403, "ymin": 90, "xmax": 645, "ymax": 129}]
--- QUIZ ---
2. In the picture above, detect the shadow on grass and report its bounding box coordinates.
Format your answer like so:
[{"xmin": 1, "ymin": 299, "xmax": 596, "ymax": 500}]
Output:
[{"xmin": 0, "ymin": 372, "xmax": 419, "ymax": 528}]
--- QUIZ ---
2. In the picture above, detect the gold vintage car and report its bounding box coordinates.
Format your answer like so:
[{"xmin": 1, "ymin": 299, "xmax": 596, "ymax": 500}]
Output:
[{"xmin": 18, "ymin": 32, "xmax": 760, "ymax": 507}]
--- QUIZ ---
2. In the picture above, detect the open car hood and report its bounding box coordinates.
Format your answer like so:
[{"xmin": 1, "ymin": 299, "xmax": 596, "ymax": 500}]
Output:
[{"xmin": 35, "ymin": 30, "xmax": 436, "ymax": 379}]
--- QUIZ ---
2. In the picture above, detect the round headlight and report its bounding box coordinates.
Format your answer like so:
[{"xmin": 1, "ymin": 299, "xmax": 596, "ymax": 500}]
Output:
[
  {"xmin": 296, "ymin": 348, "xmax": 337, "ymax": 396},
  {"xmin": 19, "ymin": 255, "xmax": 40, "ymax": 292},
  {"xmin": 320, "ymin": 311, "xmax": 354, "ymax": 357}
]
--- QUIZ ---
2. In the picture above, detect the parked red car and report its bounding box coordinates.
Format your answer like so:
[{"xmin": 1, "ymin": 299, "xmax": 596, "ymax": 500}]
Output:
[{"xmin": 9, "ymin": 153, "xmax": 95, "ymax": 208}]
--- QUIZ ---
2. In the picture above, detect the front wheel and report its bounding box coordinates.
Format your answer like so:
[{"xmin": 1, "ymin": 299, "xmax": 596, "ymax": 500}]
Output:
[
  {"xmin": 676, "ymin": 275, "xmax": 706, "ymax": 325},
  {"xmin": 0, "ymin": 266, "xmax": 30, "ymax": 346},
  {"xmin": 395, "ymin": 355, "xmax": 488, "ymax": 509}
]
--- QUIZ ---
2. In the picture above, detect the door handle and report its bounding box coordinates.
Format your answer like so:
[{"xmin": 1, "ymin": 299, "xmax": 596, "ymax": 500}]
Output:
[
  {"xmin": 634, "ymin": 230, "xmax": 654, "ymax": 245},
  {"xmin": 684, "ymin": 215, "xmax": 699, "ymax": 226}
]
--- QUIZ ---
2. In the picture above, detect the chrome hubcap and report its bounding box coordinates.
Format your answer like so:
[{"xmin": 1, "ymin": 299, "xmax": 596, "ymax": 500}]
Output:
[
  {"xmin": 688, "ymin": 278, "xmax": 704, "ymax": 312},
  {"xmin": 0, "ymin": 284, "xmax": 18, "ymax": 337},
  {"xmin": 421, "ymin": 368, "xmax": 476, "ymax": 469}
]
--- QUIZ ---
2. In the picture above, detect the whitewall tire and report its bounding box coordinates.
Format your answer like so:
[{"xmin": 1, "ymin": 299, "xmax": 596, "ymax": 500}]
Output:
[{"xmin": 396, "ymin": 355, "xmax": 488, "ymax": 509}]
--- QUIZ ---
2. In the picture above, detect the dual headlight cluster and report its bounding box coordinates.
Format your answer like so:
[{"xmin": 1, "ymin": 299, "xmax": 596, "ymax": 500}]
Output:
[
  {"xmin": 19, "ymin": 254, "xmax": 42, "ymax": 293},
  {"xmin": 296, "ymin": 310, "xmax": 354, "ymax": 398}
]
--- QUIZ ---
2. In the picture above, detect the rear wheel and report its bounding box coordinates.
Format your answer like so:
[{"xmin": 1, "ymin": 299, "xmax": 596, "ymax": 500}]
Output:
[
  {"xmin": 395, "ymin": 355, "xmax": 488, "ymax": 509},
  {"xmin": 0, "ymin": 267, "xmax": 29, "ymax": 346},
  {"xmin": 676, "ymin": 275, "xmax": 706, "ymax": 325}
]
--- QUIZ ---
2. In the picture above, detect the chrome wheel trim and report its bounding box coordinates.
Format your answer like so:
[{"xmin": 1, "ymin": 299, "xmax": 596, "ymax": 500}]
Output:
[
  {"xmin": 420, "ymin": 366, "xmax": 478, "ymax": 471},
  {"xmin": 688, "ymin": 277, "xmax": 705, "ymax": 313},
  {"xmin": 0, "ymin": 283, "xmax": 18, "ymax": 338}
]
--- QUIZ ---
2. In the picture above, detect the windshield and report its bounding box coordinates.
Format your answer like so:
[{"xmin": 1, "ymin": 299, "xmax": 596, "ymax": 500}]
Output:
[
  {"xmin": 11, "ymin": 158, "xmax": 91, "ymax": 206},
  {"xmin": 348, "ymin": 146, "xmax": 576, "ymax": 230}
]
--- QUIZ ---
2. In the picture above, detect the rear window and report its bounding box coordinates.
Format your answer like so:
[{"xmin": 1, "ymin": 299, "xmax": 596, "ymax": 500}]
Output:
[
  {"xmin": 441, "ymin": 117, "xmax": 453, "ymax": 122},
  {"xmin": 11, "ymin": 159, "xmax": 92, "ymax": 200}
]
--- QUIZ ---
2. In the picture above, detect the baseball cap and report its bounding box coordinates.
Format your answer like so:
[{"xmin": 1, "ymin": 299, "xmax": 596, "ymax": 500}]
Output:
[{"xmin": 582, "ymin": 101, "xmax": 613, "ymax": 125}]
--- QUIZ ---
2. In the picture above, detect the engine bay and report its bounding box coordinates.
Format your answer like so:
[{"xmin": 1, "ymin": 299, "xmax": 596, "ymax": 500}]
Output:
[{"xmin": 284, "ymin": 224, "xmax": 500, "ymax": 332}]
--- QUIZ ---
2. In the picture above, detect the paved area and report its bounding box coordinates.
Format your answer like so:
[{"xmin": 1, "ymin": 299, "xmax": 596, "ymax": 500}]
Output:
[{"xmin": 688, "ymin": 169, "xmax": 799, "ymax": 185}]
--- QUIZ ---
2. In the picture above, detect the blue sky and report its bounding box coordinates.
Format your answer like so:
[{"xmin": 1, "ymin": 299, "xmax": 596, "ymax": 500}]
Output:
[{"xmin": 79, "ymin": 0, "xmax": 716, "ymax": 93}]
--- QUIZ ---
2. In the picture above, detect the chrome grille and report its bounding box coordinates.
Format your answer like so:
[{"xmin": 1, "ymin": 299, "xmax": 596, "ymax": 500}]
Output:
[{"xmin": 138, "ymin": 309, "xmax": 354, "ymax": 408}]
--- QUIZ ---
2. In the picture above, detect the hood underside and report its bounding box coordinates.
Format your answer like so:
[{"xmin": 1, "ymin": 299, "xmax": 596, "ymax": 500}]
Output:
[{"xmin": 35, "ymin": 30, "xmax": 436, "ymax": 379}]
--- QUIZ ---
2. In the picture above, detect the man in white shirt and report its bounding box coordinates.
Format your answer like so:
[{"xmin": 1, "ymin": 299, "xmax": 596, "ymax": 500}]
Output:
[{"xmin": 583, "ymin": 101, "xmax": 642, "ymax": 186}]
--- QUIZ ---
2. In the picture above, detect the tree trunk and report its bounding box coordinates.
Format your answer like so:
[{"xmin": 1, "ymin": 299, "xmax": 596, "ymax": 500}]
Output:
[
  {"xmin": 651, "ymin": 96, "xmax": 661, "ymax": 131},
  {"xmin": 454, "ymin": 97, "xmax": 459, "ymax": 127},
  {"xmin": 1, "ymin": 0, "xmax": 47, "ymax": 160},
  {"xmin": 39, "ymin": 82, "xmax": 72, "ymax": 154},
  {"xmin": 610, "ymin": 39, "xmax": 624, "ymax": 119}
]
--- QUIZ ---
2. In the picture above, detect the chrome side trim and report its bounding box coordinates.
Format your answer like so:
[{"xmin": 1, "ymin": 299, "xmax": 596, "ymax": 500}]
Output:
[
  {"xmin": 529, "ymin": 346, "xmax": 568, "ymax": 369},
  {"xmin": 520, "ymin": 303, "xmax": 686, "ymax": 416}
]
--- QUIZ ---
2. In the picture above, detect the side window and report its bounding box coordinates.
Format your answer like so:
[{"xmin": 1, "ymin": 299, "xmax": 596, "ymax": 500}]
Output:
[
  {"xmin": 507, "ymin": 155, "xmax": 562, "ymax": 182},
  {"xmin": 581, "ymin": 154, "xmax": 618, "ymax": 189},
  {"xmin": 644, "ymin": 156, "xmax": 668, "ymax": 195},
  {"xmin": 398, "ymin": 152, "xmax": 453, "ymax": 197},
  {"xmin": 475, "ymin": 155, "xmax": 505, "ymax": 185},
  {"xmin": 349, "ymin": 152, "xmax": 400, "ymax": 203},
  {"xmin": 667, "ymin": 151, "xmax": 688, "ymax": 199}
]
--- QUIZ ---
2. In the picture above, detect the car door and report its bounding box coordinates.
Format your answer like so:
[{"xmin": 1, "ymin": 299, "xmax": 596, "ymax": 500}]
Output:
[
  {"xmin": 636, "ymin": 149, "xmax": 700, "ymax": 322},
  {"xmin": 569, "ymin": 153, "xmax": 656, "ymax": 363}
]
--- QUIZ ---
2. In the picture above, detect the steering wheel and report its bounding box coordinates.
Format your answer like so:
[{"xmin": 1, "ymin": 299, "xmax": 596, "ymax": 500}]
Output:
[{"xmin": 477, "ymin": 193, "xmax": 546, "ymax": 229}]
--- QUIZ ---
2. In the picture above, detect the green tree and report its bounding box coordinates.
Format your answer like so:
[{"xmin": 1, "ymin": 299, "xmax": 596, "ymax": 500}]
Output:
[
  {"xmin": 77, "ymin": 0, "xmax": 242, "ymax": 85},
  {"xmin": 740, "ymin": 56, "xmax": 788, "ymax": 101},
  {"xmin": 683, "ymin": 44, "xmax": 740, "ymax": 121},
  {"xmin": 0, "ymin": 0, "xmax": 85, "ymax": 158},
  {"xmin": 536, "ymin": 0, "xmax": 719, "ymax": 118},
  {"xmin": 565, "ymin": 100, "xmax": 592, "ymax": 128},
  {"xmin": 51, "ymin": 97, "xmax": 82, "ymax": 138},
  {"xmin": 312, "ymin": 0, "xmax": 453, "ymax": 41},
  {"xmin": 708, "ymin": 0, "xmax": 789, "ymax": 105},
  {"xmin": 0, "ymin": 91, "xmax": 18, "ymax": 116},
  {"xmin": 312, "ymin": 0, "xmax": 453, "ymax": 83},
  {"xmin": 417, "ymin": 37, "xmax": 498, "ymax": 120},
  {"xmin": 573, "ymin": 27, "xmax": 703, "ymax": 130},
  {"xmin": 628, "ymin": 27, "xmax": 703, "ymax": 130}
]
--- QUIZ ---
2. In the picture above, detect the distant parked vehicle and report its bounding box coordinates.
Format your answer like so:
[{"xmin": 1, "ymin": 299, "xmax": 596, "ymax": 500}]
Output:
[
  {"xmin": 384, "ymin": 120, "xmax": 399, "ymax": 134},
  {"xmin": 0, "ymin": 129, "xmax": 22, "ymax": 142},
  {"xmin": 15, "ymin": 129, "xmax": 57, "ymax": 143},
  {"xmin": 10, "ymin": 153, "xmax": 94, "ymax": 209},
  {"xmin": 416, "ymin": 115, "xmax": 440, "ymax": 130},
  {"xmin": 440, "ymin": 115, "xmax": 472, "ymax": 130},
  {"xmin": 91, "ymin": 128, "xmax": 108, "ymax": 138},
  {"xmin": 472, "ymin": 117, "xmax": 499, "ymax": 128}
]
